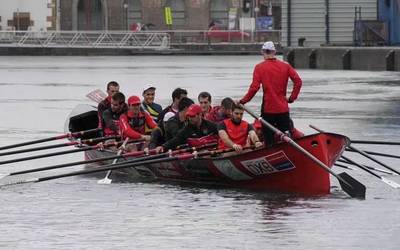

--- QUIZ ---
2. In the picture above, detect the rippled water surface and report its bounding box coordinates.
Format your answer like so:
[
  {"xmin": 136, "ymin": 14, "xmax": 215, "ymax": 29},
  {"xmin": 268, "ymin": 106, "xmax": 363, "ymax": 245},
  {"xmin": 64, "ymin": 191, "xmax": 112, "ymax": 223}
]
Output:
[{"xmin": 0, "ymin": 56, "xmax": 400, "ymax": 249}]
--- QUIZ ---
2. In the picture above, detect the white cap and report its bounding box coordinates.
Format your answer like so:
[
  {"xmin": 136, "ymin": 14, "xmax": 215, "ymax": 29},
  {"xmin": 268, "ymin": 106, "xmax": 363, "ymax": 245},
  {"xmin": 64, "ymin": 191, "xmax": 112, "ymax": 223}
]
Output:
[
  {"xmin": 163, "ymin": 112, "xmax": 175, "ymax": 122},
  {"xmin": 142, "ymin": 83, "xmax": 156, "ymax": 94},
  {"xmin": 262, "ymin": 41, "xmax": 275, "ymax": 51}
]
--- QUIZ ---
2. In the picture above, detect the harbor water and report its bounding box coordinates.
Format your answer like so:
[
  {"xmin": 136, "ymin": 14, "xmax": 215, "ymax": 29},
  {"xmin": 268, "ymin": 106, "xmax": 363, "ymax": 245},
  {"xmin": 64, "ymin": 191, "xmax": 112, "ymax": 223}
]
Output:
[{"xmin": 0, "ymin": 56, "xmax": 400, "ymax": 249}]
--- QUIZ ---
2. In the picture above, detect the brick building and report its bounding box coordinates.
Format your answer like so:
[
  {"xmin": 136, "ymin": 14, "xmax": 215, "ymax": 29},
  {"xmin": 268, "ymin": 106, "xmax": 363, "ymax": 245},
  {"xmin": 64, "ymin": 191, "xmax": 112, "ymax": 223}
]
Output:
[{"xmin": 60, "ymin": 0, "xmax": 281, "ymax": 31}]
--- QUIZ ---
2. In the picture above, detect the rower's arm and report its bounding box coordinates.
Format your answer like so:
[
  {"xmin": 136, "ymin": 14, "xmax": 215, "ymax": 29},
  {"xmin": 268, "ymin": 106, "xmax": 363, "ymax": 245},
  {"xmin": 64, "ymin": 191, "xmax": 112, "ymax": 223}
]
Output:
[
  {"xmin": 218, "ymin": 130, "xmax": 235, "ymax": 148},
  {"xmin": 102, "ymin": 110, "xmax": 119, "ymax": 132},
  {"xmin": 119, "ymin": 114, "xmax": 142, "ymax": 140},
  {"xmin": 240, "ymin": 65, "xmax": 261, "ymax": 104},
  {"xmin": 288, "ymin": 65, "xmax": 302, "ymax": 103},
  {"xmin": 162, "ymin": 127, "xmax": 188, "ymax": 150}
]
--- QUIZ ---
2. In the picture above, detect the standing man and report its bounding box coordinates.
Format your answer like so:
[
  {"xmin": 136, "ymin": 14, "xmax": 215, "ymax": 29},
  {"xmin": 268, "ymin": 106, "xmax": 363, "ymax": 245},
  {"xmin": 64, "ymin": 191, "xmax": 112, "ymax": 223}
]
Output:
[
  {"xmin": 198, "ymin": 91, "xmax": 212, "ymax": 117},
  {"xmin": 239, "ymin": 41, "xmax": 302, "ymax": 146},
  {"xmin": 98, "ymin": 81, "xmax": 119, "ymax": 129},
  {"xmin": 141, "ymin": 84, "xmax": 163, "ymax": 123}
]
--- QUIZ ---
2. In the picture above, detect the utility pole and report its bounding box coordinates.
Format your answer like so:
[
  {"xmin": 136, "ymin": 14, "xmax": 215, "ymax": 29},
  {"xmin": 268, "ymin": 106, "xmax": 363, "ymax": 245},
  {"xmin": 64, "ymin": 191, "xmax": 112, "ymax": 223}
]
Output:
[
  {"xmin": 56, "ymin": 0, "xmax": 61, "ymax": 31},
  {"xmin": 16, "ymin": 8, "xmax": 20, "ymax": 31},
  {"xmin": 123, "ymin": 2, "xmax": 129, "ymax": 30}
]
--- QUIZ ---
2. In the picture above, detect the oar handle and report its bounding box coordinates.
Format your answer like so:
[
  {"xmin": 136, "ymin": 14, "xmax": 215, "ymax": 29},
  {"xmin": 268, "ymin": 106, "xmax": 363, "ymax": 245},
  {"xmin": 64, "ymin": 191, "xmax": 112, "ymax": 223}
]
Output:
[
  {"xmin": 0, "ymin": 128, "xmax": 102, "ymax": 151},
  {"xmin": 350, "ymin": 140, "xmax": 400, "ymax": 146}
]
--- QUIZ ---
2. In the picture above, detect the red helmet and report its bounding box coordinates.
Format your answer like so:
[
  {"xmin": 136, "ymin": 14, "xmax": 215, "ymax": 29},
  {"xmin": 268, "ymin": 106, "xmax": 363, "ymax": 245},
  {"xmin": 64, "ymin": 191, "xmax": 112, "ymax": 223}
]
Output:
[
  {"xmin": 186, "ymin": 104, "xmax": 202, "ymax": 117},
  {"xmin": 128, "ymin": 95, "xmax": 141, "ymax": 105}
]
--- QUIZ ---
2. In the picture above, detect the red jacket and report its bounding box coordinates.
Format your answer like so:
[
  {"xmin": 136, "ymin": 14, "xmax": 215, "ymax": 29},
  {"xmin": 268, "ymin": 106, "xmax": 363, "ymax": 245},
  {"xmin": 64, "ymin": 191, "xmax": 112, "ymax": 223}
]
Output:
[
  {"xmin": 205, "ymin": 106, "xmax": 228, "ymax": 124},
  {"xmin": 218, "ymin": 119, "xmax": 251, "ymax": 149},
  {"xmin": 119, "ymin": 111, "xmax": 157, "ymax": 140},
  {"xmin": 240, "ymin": 58, "xmax": 302, "ymax": 114}
]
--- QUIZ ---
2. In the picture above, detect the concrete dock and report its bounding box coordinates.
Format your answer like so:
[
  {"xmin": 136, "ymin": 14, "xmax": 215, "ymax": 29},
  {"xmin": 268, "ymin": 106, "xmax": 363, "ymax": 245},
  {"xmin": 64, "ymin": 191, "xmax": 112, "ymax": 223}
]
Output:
[{"xmin": 283, "ymin": 47, "xmax": 400, "ymax": 71}]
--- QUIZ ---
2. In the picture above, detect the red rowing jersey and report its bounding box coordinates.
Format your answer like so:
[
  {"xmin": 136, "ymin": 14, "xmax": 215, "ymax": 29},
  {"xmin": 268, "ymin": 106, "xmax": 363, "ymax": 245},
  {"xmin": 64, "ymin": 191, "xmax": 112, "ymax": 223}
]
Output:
[
  {"xmin": 218, "ymin": 119, "xmax": 253, "ymax": 149},
  {"xmin": 120, "ymin": 110, "xmax": 157, "ymax": 140},
  {"xmin": 240, "ymin": 58, "xmax": 302, "ymax": 114}
]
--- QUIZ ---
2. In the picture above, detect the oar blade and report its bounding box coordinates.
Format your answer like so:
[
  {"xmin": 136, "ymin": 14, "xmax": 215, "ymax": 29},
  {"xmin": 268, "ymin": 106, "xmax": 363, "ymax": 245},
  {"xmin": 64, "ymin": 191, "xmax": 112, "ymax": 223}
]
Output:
[
  {"xmin": 97, "ymin": 177, "xmax": 112, "ymax": 185},
  {"xmin": 381, "ymin": 177, "xmax": 400, "ymax": 189},
  {"xmin": 338, "ymin": 172, "xmax": 366, "ymax": 199}
]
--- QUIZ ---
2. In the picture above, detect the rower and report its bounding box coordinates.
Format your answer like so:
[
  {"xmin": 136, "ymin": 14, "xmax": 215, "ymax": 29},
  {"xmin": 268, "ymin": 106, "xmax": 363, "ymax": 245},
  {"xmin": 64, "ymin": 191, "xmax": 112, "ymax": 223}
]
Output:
[
  {"xmin": 156, "ymin": 104, "xmax": 218, "ymax": 152},
  {"xmin": 164, "ymin": 97, "xmax": 194, "ymax": 141},
  {"xmin": 119, "ymin": 95, "xmax": 157, "ymax": 144},
  {"xmin": 157, "ymin": 87, "xmax": 188, "ymax": 125},
  {"xmin": 141, "ymin": 84, "xmax": 162, "ymax": 123},
  {"xmin": 147, "ymin": 112, "xmax": 175, "ymax": 149},
  {"xmin": 98, "ymin": 81, "xmax": 119, "ymax": 131},
  {"xmin": 205, "ymin": 97, "xmax": 234, "ymax": 124},
  {"xmin": 102, "ymin": 92, "xmax": 127, "ymax": 136},
  {"xmin": 218, "ymin": 103, "xmax": 263, "ymax": 152},
  {"xmin": 198, "ymin": 91, "xmax": 212, "ymax": 118}
]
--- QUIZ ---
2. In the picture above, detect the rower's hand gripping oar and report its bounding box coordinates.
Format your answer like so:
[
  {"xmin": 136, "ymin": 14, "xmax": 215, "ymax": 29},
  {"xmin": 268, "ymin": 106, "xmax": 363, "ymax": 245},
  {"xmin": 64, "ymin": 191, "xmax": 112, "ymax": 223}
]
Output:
[
  {"xmin": 97, "ymin": 138, "xmax": 129, "ymax": 184},
  {"xmin": 0, "ymin": 128, "xmax": 101, "ymax": 151},
  {"xmin": 241, "ymin": 104, "xmax": 366, "ymax": 199},
  {"xmin": 310, "ymin": 125, "xmax": 400, "ymax": 189}
]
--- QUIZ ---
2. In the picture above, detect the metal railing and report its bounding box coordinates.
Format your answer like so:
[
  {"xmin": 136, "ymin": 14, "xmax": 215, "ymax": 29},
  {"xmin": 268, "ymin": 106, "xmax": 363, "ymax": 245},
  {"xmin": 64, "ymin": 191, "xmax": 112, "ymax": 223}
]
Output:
[
  {"xmin": 0, "ymin": 31, "xmax": 171, "ymax": 49},
  {"xmin": 0, "ymin": 29, "xmax": 281, "ymax": 49}
]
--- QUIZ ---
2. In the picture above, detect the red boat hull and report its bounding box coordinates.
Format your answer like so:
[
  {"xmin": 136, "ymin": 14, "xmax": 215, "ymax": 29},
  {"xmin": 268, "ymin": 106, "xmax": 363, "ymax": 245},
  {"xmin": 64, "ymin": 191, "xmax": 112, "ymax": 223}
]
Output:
[{"xmin": 85, "ymin": 132, "xmax": 349, "ymax": 195}]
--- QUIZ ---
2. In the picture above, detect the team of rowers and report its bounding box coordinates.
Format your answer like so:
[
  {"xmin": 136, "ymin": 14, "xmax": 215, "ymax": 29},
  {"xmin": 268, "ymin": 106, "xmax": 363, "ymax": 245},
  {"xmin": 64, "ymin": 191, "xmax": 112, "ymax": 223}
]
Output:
[
  {"xmin": 97, "ymin": 41, "xmax": 304, "ymax": 154},
  {"xmin": 97, "ymin": 81, "xmax": 267, "ymax": 154}
]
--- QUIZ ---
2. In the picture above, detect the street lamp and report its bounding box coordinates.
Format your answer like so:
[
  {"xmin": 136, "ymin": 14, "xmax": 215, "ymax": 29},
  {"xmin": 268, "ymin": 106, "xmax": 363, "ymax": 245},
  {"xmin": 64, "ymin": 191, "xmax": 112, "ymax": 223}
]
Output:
[{"xmin": 123, "ymin": 3, "xmax": 129, "ymax": 30}]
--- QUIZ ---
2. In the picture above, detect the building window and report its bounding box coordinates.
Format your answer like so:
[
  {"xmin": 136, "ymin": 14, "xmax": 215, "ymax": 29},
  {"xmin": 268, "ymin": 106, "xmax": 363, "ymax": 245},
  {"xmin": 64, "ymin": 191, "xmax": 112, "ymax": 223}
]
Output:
[
  {"xmin": 166, "ymin": 0, "xmax": 186, "ymax": 28},
  {"xmin": 11, "ymin": 12, "xmax": 32, "ymax": 30},
  {"xmin": 210, "ymin": 0, "xmax": 229, "ymax": 28},
  {"xmin": 77, "ymin": 0, "xmax": 104, "ymax": 30}
]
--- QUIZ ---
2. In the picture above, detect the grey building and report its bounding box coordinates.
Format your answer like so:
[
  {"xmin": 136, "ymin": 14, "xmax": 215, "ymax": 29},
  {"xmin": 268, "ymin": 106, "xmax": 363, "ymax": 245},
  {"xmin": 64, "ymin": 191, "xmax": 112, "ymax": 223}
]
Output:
[{"xmin": 282, "ymin": 0, "xmax": 378, "ymax": 47}]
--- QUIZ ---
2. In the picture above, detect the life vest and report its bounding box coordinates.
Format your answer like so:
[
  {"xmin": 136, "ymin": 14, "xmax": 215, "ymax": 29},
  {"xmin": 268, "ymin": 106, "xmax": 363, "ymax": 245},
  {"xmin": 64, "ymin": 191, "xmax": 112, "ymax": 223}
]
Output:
[
  {"xmin": 218, "ymin": 119, "xmax": 249, "ymax": 149},
  {"xmin": 187, "ymin": 134, "xmax": 218, "ymax": 148}
]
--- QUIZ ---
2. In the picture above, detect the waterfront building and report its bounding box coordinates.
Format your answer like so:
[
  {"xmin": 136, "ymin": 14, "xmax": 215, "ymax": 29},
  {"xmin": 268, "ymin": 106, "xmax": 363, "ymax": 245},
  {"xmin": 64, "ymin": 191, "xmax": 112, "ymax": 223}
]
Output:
[
  {"xmin": 281, "ymin": 0, "xmax": 400, "ymax": 47},
  {"xmin": 59, "ymin": 0, "xmax": 282, "ymax": 31},
  {"xmin": 0, "ymin": 0, "xmax": 56, "ymax": 31}
]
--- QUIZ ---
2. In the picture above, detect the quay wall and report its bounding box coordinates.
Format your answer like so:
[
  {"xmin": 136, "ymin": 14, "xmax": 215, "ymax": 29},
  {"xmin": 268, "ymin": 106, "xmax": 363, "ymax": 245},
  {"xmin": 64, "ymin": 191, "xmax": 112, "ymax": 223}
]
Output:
[{"xmin": 284, "ymin": 47, "xmax": 400, "ymax": 71}]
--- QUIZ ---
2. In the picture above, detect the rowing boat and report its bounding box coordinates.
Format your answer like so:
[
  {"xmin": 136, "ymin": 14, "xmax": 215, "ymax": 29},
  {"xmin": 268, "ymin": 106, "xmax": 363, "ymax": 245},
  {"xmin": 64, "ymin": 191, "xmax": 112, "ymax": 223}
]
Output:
[{"xmin": 66, "ymin": 104, "xmax": 349, "ymax": 195}]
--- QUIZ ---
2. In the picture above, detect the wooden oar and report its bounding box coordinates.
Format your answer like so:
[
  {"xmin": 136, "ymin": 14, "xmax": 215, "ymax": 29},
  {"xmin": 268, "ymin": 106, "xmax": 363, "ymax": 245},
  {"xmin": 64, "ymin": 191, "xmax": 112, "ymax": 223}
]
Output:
[
  {"xmin": 0, "ymin": 135, "xmax": 119, "ymax": 157},
  {"xmin": 0, "ymin": 148, "xmax": 150, "ymax": 180},
  {"xmin": 346, "ymin": 148, "xmax": 400, "ymax": 160},
  {"xmin": 309, "ymin": 125, "xmax": 400, "ymax": 189},
  {"xmin": 0, "ymin": 140, "xmax": 124, "ymax": 166},
  {"xmin": 337, "ymin": 159, "xmax": 395, "ymax": 175},
  {"xmin": 97, "ymin": 138, "xmax": 130, "ymax": 184},
  {"xmin": 0, "ymin": 128, "xmax": 101, "ymax": 151},
  {"xmin": 0, "ymin": 144, "xmax": 222, "ymax": 187},
  {"xmin": 242, "ymin": 105, "xmax": 366, "ymax": 199},
  {"xmin": 350, "ymin": 140, "xmax": 400, "ymax": 146},
  {"xmin": 341, "ymin": 156, "xmax": 400, "ymax": 188},
  {"xmin": 86, "ymin": 89, "xmax": 107, "ymax": 103},
  {"xmin": 0, "ymin": 143, "xmax": 216, "ymax": 179},
  {"xmin": 309, "ymin": 125, "xmax": 400, "ymax": 176},
  {"xmin": 334, "ymin": 163, "xmax": 356, "ymax": 170}
]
